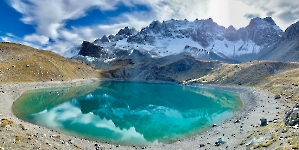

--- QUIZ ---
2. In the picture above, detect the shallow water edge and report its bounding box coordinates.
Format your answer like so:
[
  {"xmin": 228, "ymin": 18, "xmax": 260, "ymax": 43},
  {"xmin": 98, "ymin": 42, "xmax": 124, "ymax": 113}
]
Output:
[
  {"xmin": 12, "ymin": 80, "xmax": 242, "ymax": 145},
  {"xmin": 0, "ymin": 78, "xmax": 277, "ymax": 149}
]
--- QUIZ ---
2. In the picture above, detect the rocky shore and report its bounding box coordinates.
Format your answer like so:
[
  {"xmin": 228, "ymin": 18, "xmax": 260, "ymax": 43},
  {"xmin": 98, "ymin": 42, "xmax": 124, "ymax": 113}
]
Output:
[{"xmin": 0, "ymin": 79, "xmax": 288, "ymax": 150}]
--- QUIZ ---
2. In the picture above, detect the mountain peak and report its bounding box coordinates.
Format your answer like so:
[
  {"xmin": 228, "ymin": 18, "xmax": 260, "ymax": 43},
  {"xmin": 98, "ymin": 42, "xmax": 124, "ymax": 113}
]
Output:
[
  {"xmin": 283, "ymin": 21, "xmax": 299, "ymax": 40},
  {"xmin": 247, "ymin": 17, "xmax": 277, "ymax": 27},
  {"xmin": 248, "ymin": 17, "xmax": 264, "ymax": 26},
  {"xmin": 227, "ymin": 25, "xmax": 236, "ymax": 31},
  {"xmin": 66, "ymin": 17, "xmax": 286, "ymax": 61},
  {"xmin": 264, "ymin": 17, "xmax": 276, "ymax": 26},
  {"xmin": 116, "ymin": 27, "xmax": 137, "ymax": 36}
]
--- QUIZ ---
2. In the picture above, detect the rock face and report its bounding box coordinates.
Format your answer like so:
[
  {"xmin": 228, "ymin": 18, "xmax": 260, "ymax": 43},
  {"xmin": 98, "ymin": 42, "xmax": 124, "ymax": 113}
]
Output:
[
  {"xmin": 67, "ymin": 17, "xmax": 284, "ymax": 61},
  {"xmin": 257, "ymin": 21, "xmax": 299, "ymax": 62},
  {"xmin": 245, "ymin": 17, "xmax": 282, "ymax": 47},
  {"xmin": 284, "ymin": 104, "xmax": 299, "ymax": 126},
  {"xmin": 283, "ymin": 21, "xmax": 299, "ymax": 41},
  {"xmin": 101, "ymin": 55, "xmax": 218, "ymax": 82},
  {"xmin": 64, "ymin": 17, "xmax": 299, "ymax": 63},
  {"xmin": 78, "ymin": 41, "xmax": 105, "ymax": 58},
  {"xmin": 66, "ymin": 17, "xmax": 299, "ymax": 81}
]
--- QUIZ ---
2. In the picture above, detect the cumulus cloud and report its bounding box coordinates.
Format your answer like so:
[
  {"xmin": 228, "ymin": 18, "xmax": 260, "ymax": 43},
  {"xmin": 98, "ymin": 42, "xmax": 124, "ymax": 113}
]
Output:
[
  {"xmin": 6, "ymin": 0, "xmax": 158, "ymax": 53},
  {"xmin": 4, "ymin": 0, "xmax": 299, "ymax": 54},
  {"xmin": 9, "ymin": 0, "xmax": 121, "ymax": 38},
  {"xmin": 24, "ymin": 34, "xmax": 49, "ymax": 45}
]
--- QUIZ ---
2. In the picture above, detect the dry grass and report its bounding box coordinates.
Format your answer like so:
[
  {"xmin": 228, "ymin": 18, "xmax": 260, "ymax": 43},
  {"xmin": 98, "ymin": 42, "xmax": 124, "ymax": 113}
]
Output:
[
  {"xmin": 262, "ymin": 68, "xmax": 299, "ymax": 103},
  {"xmin": 188, "ymin": 61, "xmax": 299, "ymax": 86},
  {"xmin": 1, "ymin": 118, "xmax": 14, "ymax": 128},
  {"xmin": 184, "ymin": 60, "xmax": 299, "ymax": 149},
  {"xmin": 0, "ymin": 42, "xmax": 99, "ymax": 84}
]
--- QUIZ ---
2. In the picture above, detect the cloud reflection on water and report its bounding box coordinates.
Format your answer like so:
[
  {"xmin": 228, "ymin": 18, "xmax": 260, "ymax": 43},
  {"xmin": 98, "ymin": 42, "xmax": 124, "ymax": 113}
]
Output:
[
  {"xmin": 30, "ymin": 101, "xmax": 156, "ymax": 145},
  {"xmin": 23, "ymin": 81, "xmax": 240, "ymax": 145}
]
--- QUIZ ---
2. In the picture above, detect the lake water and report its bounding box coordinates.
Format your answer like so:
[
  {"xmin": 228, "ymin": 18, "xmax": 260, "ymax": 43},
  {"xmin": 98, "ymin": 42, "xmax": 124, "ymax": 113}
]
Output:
[{"xmin": 12, "ymin": 81, "xmax": 242, "ymax": 145}]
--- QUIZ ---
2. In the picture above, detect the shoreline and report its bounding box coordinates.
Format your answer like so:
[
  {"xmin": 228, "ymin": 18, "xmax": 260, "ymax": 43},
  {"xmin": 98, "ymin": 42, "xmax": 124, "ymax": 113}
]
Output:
[{"xmin": 0, "ymin": 79, "xmax": 284, "ymax": 149}]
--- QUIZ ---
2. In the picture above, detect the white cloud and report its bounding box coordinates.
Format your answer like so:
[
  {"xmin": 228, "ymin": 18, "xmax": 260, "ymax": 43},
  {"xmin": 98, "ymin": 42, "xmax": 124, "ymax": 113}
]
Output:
[
  {"xmin": 6, "ymin": 33, "xmax": 15, "ymax": 37},
  {"xmin": 0, "ymin": 35, "xmax": 42, "ymax": 50},
  {"xmin": 0, "ymin": 36, "xmax": 12, "ymax": 42},
  {"xmin": 9, "ymin": 0, "xmax": 126, "ymax": 38},
  {"xmin": 7, "ymin": 0, "xmax": 155, "ymax": 53},
  {"xmin": 5, "ymin": 0, "xmax": 299, "ymax": 54},
  {"xmin": 207, "ymin": 0, "xmax": 262, "ymax": 28},
  {"xmin": 24, "ymin": 34, "xmax": 49, "ymax": 45}
]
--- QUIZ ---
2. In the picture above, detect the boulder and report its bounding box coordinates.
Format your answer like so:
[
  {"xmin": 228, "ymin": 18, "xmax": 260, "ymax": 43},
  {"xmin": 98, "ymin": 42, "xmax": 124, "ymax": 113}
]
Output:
[
  {"xmin": 274, "ymin": 94, "xmax": 281, "ymax": 99},
  {"xmin": 284, "ymin": 107, "xmax": 299, "ymax": 126},
  {"xmin": 260, "ymin": 118, "xmax": 267, "ymax": 126}
]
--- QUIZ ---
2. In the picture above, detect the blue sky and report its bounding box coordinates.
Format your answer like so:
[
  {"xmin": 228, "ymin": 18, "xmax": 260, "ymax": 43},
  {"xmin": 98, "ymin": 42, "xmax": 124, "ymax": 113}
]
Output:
[{"xmin": 0, "ymin": 0, "xmax": 299, "ymax": 54}]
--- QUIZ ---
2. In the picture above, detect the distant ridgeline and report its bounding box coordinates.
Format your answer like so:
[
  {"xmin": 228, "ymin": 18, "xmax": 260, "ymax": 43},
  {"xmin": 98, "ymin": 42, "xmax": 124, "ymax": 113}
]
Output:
[{"xmin": 65, "ymin": 17, "xmax": 299, "ymax": 82}]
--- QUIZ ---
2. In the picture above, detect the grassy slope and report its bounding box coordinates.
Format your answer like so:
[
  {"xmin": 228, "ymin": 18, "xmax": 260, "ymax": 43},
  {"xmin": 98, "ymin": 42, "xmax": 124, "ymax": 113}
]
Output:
[
  {"xmin": 186, "ymin": 61, "xmax": 299, "ymax": 149},
  {"xmin": 0, "ymin": 42, "xmax": 99, "ymax": 84},
  {"xmin": 187, "ymin": 61, "xmax": 299, "ymax": 85}
]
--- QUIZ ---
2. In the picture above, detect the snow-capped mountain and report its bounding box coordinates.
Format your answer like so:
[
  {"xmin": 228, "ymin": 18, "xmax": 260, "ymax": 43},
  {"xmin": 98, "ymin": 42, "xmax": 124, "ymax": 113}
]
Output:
[
  {"xmin": 257, "ymin": 21, "xmax": 299, "ymax": 62},
  {"xmin": 65, "ymin": 17, "xmax": 283, "ymax": 62}
]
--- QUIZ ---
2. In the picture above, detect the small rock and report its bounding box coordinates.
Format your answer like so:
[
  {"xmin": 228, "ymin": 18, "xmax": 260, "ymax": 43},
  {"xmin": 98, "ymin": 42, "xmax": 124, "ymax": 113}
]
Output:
[
  {"xmin": 274, "ymin": 95, "xmax": 281, "ymax": 99},
  {"xmin": 68, "ymin": 139, "xmax": 73, "ymax": 144},
  {"xmin": 260, "ymin": 118, "xmax": 267, "ymax": 126},
  {"xmin": 284, "ymin": 107, "xmax": 299, "ymax": 126},
  {"xmin": 216, "ymin": 137, "xmax": 225, "ymax": 145},
  {"xmin": 234, "ymin": 120, "xmax": 240, "ymax": 124}
]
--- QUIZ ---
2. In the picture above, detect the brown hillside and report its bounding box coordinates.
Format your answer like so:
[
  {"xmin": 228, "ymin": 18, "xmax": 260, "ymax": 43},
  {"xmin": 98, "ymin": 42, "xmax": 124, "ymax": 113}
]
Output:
[
  {"xmin": 189, "ymin": 61, "xmax": 299, "ymax": 86},
  {"xmin": 0, "ymin": 42, "xmax": 99, "ymax": 84}
]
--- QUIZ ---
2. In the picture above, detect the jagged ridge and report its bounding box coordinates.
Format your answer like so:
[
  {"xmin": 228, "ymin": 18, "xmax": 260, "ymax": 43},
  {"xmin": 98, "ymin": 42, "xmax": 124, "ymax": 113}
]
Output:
[{"xmin": 70, "ymin": 17, "xmax": 282, "ymax": 61}]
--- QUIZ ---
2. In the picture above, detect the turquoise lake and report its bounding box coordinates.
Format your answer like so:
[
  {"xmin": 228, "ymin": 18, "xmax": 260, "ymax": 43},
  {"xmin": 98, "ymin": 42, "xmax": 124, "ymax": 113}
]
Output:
[{"xmin": 13, "ymin": 81, "xmax": 242, "ymax": 145}]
